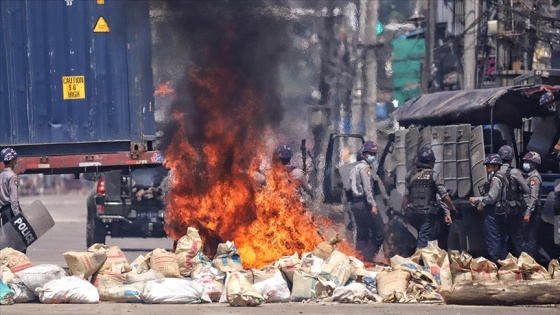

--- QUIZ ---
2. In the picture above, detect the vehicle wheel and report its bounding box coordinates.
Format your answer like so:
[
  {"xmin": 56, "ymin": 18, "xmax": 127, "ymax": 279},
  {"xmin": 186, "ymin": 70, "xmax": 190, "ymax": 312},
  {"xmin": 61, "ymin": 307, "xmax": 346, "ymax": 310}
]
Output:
[
  {"xmin": 447, "ymin": 221, "xmax": 467, "ymax": 252},
  {"xmin": 86, "ymin": 214, "xmax": 106, "ymax": 247}
]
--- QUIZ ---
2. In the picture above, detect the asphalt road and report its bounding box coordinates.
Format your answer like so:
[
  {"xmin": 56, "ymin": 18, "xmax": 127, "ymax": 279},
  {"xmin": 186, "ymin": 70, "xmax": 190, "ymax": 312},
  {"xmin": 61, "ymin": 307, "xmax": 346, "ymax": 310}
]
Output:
[{"xmin": 5, "ymin": 194, "xmax": 560, "ymax": 314}]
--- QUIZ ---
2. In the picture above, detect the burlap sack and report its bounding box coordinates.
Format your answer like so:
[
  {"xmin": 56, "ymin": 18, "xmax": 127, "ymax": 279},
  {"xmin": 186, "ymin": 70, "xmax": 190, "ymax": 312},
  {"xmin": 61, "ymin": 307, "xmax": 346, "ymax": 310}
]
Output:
[
  {"xmin": 226, "ymin": 271, "xmax": 264, "ymax": 306},
  {"xmin": 0, "ymin": 248, "xmax": 32, "ymax": 273},
  {"xmin": 213, "ymin": 241, "xmax": 243, "ymax": 273},
  {"xmin": 1, "ymin": 266, "xmax": 14, "ymax": 284},
  {"xmin": 175, "ymin": 227, "xmax": 203, "ymax": 277},
  {"xmin": 126, "ymin": 269, "xmax": 164, "ymax": 284},
  {"xmin": 291, "ymin": 270, "xmax": 318, "ymax": 301},
  {"xmin": 88, "ymin": 244, "xmax": 131, "ymax": 273},
  {"xmin": 190, "ymin": 252, "xmax": 214, "ymax": 278},
  {"xmin": 273, "ymin": 252, "xmax": 301, "ymax": 284},
  {"xmin": 497, "ymin": 253, "xmax": 523, "ymax": 280},
  {"xmin": 100, "ymin": 282, "xmax": 144, "ymax": 303},
  {"xmin": 299, "ymin": 252, "xmax": 324, "ymax": 277},
  {"xmin": 548, "ymin": 259, "xmax": 559, "ymax": 279},
  {"xmin": 252, "ymin": 266, "xmax": 280, "ymax": 284},
  {"xmin": 149, "ymin": 248, "xmax": 181, "ymax": 278},
  {"xmin": 390, "ymin": 254, "xmax": 423, "ymax": 271},
  {"xmin": 420, "ymin": 245, "xmax": 452, "ymax": 291},
  {"xmin": 470, "ymin": 257, "xmax": 498, "ymax": 281},
  {"xmin": 129, "ymin": 255, "xmax": 150, "ymax": 274},
  {"xmin": 94, "ymin": 271, "xmax": 125, "ymax": 291},
  {"xmin": 518, "ymin": 252, "xmax": 551, "ymax": 280},
  {"xmin": 449, "ymin": 250, "xmax": 473, "ymax": 284},
  {"xmin": 63, "ymin": 249, "xmax": 108, "ymax": 279},
  {"xmin": 318, "ymin": 250, "xmax": 352, "ymax": 289},
  {"xmin": 376, "ymin": 269, "xmax": 410, "ymax": 298}
]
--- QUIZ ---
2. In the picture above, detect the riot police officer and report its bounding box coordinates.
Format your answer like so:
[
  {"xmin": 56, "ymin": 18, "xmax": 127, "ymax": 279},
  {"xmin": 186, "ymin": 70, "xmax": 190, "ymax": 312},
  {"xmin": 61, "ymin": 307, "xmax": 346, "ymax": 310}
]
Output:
[
  {"xmin": 348, "ymin": 141, "xmax": 384, "ymax": 260},
  {"xmin": 521, "ymin": 151, "xmax": 542, "ymax": 257},
  {"xmin": 469, "ymin": 153, "xmax": 508, "ymax": 264},
  {"xmin": 404, "ymin": 147, "xmax": 455, "ymax": 250},
  {"xmin": 274, "ymin": 144, "xmax": 314, "ymax": 200},
  {"xmin": 497, "ymin": 145, "xmax": 529, "ymax": 257},
  {"xmin": 0, "ymin": 148, "xmax": 21, "ymax": 225}
]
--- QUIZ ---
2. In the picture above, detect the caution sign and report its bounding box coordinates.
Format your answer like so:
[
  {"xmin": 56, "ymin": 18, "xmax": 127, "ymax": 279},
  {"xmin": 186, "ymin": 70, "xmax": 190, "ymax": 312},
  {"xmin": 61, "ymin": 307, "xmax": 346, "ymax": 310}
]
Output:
[
  {"xmin": 94, "ymin": 17, "xmax": 110, "ymax": 33},
  {"xmin": 62, "ymin": 76, "xmax": 85, "ymax": 100}
]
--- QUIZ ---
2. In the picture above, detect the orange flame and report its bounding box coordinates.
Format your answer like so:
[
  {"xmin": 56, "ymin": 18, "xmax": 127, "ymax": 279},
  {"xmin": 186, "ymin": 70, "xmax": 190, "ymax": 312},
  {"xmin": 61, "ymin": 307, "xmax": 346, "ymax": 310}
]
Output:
[
  {"xmin": 164, "ymin": 66, "xmax": 322, "ymax": 268},
  {"xmin": 154, "ymin": 81, "xmax": 176, "ymax": 98}
]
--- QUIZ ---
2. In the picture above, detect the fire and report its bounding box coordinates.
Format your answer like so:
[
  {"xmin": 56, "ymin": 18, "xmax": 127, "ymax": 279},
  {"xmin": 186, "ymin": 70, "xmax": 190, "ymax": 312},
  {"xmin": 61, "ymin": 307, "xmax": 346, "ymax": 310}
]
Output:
[
  {"xmin": 164, "ymin": 65, "xmax": 322, "ymax": 268},
  {"xmin": 154, "ymin": 81, "xmax": 176, "ymax": 97}
]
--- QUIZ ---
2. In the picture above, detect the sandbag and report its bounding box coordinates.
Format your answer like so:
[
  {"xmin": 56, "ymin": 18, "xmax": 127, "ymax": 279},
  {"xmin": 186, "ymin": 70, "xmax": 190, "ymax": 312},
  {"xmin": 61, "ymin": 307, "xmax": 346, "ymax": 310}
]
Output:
[
  {"xmin": 88, "ymin": 244, "xmax": 131, "ymax": 274},
  {"xmin": 130, "ymin": 255, "xmax": 150, "ymax": 274},
  {"xmin": 252, "ymin": 269, "xmax": 290, "ymax": 302},
  {"xmin": 449, "ymin": 250, "xmax": 473, "ymax": 284},
  {"xmin": 8, "ymin": 278, "xmax": 37, "ymax": 302},
  {"xmin": 324, "ymin": 282, "xmax": 380, "ymax": 304},
  {"xmin": 126, "ymin": 269, "xmax": 164, "ymax": 284},
  {"xmin": 149, "ymin": 248, "xmax": 181, "ymax": 278},
  {"xmin": 93, "ymin": 271, "xmax": 125, "ymax": 288},
  {"xmin": 36, "ymin": 276, "xmax": 99, "ymax": 304},
  {"xmin": 226, "ymin": 271, "xmax": 264, "ymax": 306},
  {"xmin": 318, "ymin": 250, "xmax": 352, "ymax": 289},
  {"xmin": 0, "ymin": 247, "xmax": 32, "ymax": 273},
  {"xmin": 213, "ymin": 241, "xmax": 243, "ymax": 273},
  {"xmin": 63, "ymin": 249, "xmax": 108, "ymax": 279},
  {"xmin": 518, "ymin": 252, "xmax": 551, "ymax": 280},
  {"xmin": 273, "ymin": 252, "xmax": 301, "ymax": 284},
  {"xmin": 15, "ymin": 264, "xmax": 67, "ymax": 292},
  {"xmin": 101, "ymin": 282, "xmax": 144, "ymax": 303},
  {"xmin": 376, "ymin": 269, "xmax": 410, "ymax": 298},
  {"xmin": 549, "ymin": 259, "xmax": 560, "ymax": 279},
  {"xmin": 300, "ymin": 253, "xmax": 324, "ymax": 277},
  {"xmin": 470, "ymin": 257, "xmax": 498, "ymax": 281},
  {"xmin": 419, "ymin": 244, "xmax": 452, "ymax": 291},
  {"xmin": 497, "ymin": 254, "xmax": 523, "ymax": 281},
  {"xmin": 193, "ymin": 275, "xmax": 223, "ymax": 302},
  {"xmin": 0, "ymin": 282, "xmax": 14, "ymax": 305},
  {"xmin": 175, "ymin": 227, "xmax": 203, "ymax": 277},
  {"xmin": 141, "ymin": 278, "xmax": 211, "ymax": 304},
  {"xmin": 313, "ymin": 234, "xmax": 342, "ymax": 260},
  {"xmin": 190, "ymin": 252, "xmax": 214, "ymax": 278},
  {"xmin": 291, "ymin": 270, "xmax": 318, "ymax": 302},
  {"xmin": 1, "ymin": 265, "xmax": 14, "ymax": 284}
]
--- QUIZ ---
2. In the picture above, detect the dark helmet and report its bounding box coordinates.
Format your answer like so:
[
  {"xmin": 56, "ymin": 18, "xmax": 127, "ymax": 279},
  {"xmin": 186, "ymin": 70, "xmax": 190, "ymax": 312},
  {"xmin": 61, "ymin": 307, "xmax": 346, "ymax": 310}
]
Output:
[
  {"xmin": 483, "ymin": 153, "xmax": 502, "ymax": 166},
  {"xmin": 274, "ymin": 144, "xmax": 293, "ymax": 160},
  {"xmin": 361, "ymin": 141, "xmax": 378, "ymax": 155},
  {"xmin": 540, "ymin": 91, "xmax": 556, "ymax": 106},
  {"xmin": 523, "ymin": 151, "xmax": 541, "ymax": 165},
  {"xmin": 417, "ymin": 147, "xmax": 435, "ymax": 163},
  {"xmin": 0, "ymin": 148, "xmax": 18, "ymax": 163},
  {"xmin": 498, "ymin": 145, "xmax": 513, "ymax": 161}
]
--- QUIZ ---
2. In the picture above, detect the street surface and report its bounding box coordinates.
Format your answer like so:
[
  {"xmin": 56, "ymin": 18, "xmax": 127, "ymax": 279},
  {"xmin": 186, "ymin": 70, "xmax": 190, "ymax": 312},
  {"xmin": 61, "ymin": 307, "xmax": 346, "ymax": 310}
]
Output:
[{"xmin": 4, "ymin": 194, "xmax": 559, "ymax": 314}]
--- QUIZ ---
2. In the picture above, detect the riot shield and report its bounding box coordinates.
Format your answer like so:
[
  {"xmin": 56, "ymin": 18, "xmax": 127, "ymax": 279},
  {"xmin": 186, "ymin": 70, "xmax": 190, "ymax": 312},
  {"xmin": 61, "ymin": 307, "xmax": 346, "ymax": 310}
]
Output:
[
  {"xmin": 442, "ymin": 125, "xmax": 458, "ymax": 195},
  {"xmin": 405, "ymin": 127, "xmax": 419, "ymax": 173},
  {"xmin": 0, "ymin": 200, "xmax": 55, "ymax": 252},
  {"xmin": 431, "ymin": 126, "xmax": 445, "ymax": 180},
  {"xmin": 457, "ymin": 124, "xmax": 472, "ymax": 198},
  {"xmin": 469, "ymin": 126, "xmax": 487, "ymax": 197}
]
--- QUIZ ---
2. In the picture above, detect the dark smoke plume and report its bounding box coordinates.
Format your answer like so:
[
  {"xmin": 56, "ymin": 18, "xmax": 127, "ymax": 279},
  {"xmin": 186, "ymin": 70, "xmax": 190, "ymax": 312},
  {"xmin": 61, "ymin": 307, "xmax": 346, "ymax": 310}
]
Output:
[{"xmin": 156, "ymin": 0, "xmax": 290, "ymax": 155}]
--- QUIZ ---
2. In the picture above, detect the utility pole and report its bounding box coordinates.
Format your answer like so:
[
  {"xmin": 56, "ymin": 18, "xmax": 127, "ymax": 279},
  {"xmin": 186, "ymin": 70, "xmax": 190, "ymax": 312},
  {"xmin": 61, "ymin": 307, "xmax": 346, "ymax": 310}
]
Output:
[
  {"xmin": 350, "ymin": 0, "xmax": 367, "ymax": 137},
  {"xmin": 363, "ymin": 0, "xmax": 378, "ymax": 143},
  {"xmin": 421, "ymin": 0, "xmax": 436, "ymax": 94},
  {"xmin": 464, "ymin": 0, "xmax": 479, "ymax": 89}
]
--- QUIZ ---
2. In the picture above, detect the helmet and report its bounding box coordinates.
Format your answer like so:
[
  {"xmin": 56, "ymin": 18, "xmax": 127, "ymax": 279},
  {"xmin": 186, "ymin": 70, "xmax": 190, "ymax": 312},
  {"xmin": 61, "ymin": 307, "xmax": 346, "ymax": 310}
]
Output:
[
  {"xmin": 361, "ymin": 141, "xmax": 378, "ymax": 155},
  {"xmin": 417, "ymin": 147, "xmax": 435, "ymax": 163},
  {"xmin": 483, "ymin": 153, "xmax": 502, "ymax": 166},
  {"xmin": 523, "ymin": 151, "xmax": 541, "ymax": 164},
  {"xmin": 274, "ymin": 144, "xmax": 293, "ymax": 160},
  {"xmin": 0, "ymin": 148, "xmax": 18, "ymax": 163},
  {"xmin": 498, "ymin": 145, "xmax": 513, "ymax": 161},
  {"xmin": 540, "ymin": 91, "xmax": 556, "ymax": 106}
]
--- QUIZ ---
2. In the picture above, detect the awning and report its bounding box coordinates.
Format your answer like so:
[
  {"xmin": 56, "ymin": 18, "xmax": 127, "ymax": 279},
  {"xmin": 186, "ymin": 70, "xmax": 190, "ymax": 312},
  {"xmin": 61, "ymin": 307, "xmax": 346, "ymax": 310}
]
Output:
[{"xmin": 393, "ymin": 85, "xmax": 560, "ymax": 127}]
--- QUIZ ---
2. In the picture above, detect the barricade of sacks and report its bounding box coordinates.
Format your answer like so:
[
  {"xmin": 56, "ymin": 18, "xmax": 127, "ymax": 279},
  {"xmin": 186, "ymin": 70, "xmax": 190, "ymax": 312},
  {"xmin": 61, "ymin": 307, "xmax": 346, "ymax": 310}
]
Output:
[{"xmin": 1, "ymin": 229, "xmax": 558, "ymax": 306}]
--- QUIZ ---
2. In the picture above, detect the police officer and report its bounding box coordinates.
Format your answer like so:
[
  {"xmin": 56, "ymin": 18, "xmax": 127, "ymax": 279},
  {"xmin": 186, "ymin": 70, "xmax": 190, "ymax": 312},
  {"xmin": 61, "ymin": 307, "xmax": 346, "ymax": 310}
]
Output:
[
  {"xmin": 497, "ymin": 145, "xmax": 529, "ymax": 257},
  {"xmin": 349, "ymin": 141, "xmax": 384, "ymax": 260},
  {"xmin": 404, "ymin": 147, "xmax": 455, "ymax": 250},
  {"xmin": 469, "ymin": 153, "xmax": 508, "ymax": 264},
  {"xmin": 274, "ymin": 144, "xmax": 314, "ymax": 199},
  {"xmin": 0, "ymin": 148, "xmax": 21, "ymax": 226},
  {"xmin": 521, "ymin": 151, "xmax": 542, "ymax": 257}
]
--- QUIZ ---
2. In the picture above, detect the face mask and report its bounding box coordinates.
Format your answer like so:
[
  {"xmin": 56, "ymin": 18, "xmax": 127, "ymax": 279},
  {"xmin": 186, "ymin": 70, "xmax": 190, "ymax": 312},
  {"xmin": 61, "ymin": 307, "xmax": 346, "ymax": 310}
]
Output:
[
  {"xmin": 549, "ymin": 105, "xmax": 556, "ymax": 112},
  {"xmin": 366, "ymin": 155, "xmax": 376, "ymax": 164},
  {"xmin": 488, "ymin": 171, "xmax": 495, "ymax": 180},
  {"xmin": 522, "ymin": 162, "xmax": 531, "ymax": 172}
]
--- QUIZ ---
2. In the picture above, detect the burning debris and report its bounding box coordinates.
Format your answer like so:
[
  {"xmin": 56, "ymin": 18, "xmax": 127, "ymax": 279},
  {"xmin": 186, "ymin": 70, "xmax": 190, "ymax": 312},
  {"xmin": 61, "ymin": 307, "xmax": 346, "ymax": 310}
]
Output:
[{"xmin": 156, "ymin": 0, "xmax": 323, "ymax": 267}]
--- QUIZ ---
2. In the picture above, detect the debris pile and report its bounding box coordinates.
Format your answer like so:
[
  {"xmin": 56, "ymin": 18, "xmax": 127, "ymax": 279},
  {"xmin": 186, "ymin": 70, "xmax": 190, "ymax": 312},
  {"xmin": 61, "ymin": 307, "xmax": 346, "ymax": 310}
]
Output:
[{"xmin": 1, "ymin": 232, "xmax": 559, "ymax": 306}]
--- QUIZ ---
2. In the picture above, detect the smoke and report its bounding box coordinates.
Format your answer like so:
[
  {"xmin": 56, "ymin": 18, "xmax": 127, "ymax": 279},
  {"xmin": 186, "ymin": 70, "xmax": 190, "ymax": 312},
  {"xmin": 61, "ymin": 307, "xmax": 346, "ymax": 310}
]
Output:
[{"xmin": 155, "ymin": 0, "xmax": 291, "ymax": 155}]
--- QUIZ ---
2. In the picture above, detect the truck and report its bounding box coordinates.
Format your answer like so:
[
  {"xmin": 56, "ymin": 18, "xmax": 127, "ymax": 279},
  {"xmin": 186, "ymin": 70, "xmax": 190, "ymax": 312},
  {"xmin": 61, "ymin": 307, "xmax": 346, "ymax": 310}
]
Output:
[{"xmin": 0, "ymin": 0, "xmax": 165, "ymax": 245}]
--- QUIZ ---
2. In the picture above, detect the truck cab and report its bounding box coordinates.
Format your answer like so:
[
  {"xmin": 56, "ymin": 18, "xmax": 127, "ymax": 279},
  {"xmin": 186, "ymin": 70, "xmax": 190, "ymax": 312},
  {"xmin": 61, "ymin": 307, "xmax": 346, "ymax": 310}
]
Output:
[{"xmin": 86, "ymin": 165, "xmax": 169, "ymax": 247}]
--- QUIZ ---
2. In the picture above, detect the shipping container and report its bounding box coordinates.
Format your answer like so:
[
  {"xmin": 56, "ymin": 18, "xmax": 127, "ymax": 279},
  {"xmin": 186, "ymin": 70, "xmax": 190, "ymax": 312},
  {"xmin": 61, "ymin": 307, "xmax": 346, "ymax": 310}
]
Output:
[{"xmin": 0, "ymin": 0, "xmax": 155, "ymax": 158}]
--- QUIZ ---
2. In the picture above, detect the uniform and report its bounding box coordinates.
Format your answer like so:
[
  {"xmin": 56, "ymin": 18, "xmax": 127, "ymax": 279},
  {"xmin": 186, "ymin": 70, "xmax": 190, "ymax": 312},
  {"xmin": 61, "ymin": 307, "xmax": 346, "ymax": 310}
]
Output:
[
  {"xmin": 405, "ymin": 167, "xmax": 449, "ymax": 249},
  {"xmin": 499, "ymin": 163, "xmax": 529, "ymax": 257},
  {"xmin": 0, "ymin": 167, "xmax": 20, "ymax": 225},
  {"xmin": 522, "ymin": 169, "xmax": 542, "ymax": 257},
  {"xmin": 349, "ymin": 160, "xmax": 383, "ymax": 260}
]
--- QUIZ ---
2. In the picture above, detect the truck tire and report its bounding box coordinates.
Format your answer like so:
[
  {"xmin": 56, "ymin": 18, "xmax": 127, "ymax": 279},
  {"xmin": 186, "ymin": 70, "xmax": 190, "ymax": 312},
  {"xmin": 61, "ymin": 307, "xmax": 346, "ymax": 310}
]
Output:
[
  {"xmin": 86, "ymin": 214, "xmax": 106, "ymax": 247},
  {"xmin": 447, "ymin": 221, "xmax": 467, "ymax": 252}
]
